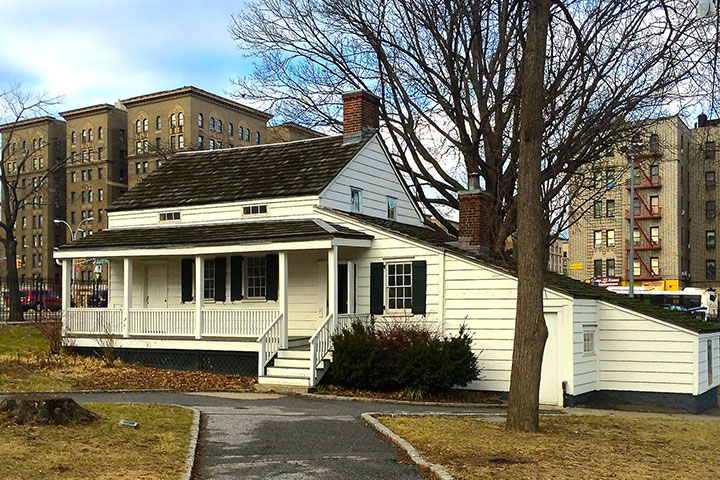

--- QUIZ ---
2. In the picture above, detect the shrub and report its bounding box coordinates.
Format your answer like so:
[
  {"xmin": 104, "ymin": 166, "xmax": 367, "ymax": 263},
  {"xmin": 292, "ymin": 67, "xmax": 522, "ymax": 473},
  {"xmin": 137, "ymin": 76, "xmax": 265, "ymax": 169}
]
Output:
[{"xmin": 331, "ymin": 321, "xmax": 480, "ymax": 396}]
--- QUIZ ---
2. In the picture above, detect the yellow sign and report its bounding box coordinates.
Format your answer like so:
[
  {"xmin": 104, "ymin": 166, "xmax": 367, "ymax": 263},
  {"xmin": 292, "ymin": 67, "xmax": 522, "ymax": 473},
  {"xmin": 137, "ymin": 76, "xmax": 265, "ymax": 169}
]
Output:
[
  {"xmin": 569, "ymin": 262, "xmax": 583, "ymax": 270},
  {"xmin": 642, "ymin": 281, "xmax": 665, "ymax": 291}
]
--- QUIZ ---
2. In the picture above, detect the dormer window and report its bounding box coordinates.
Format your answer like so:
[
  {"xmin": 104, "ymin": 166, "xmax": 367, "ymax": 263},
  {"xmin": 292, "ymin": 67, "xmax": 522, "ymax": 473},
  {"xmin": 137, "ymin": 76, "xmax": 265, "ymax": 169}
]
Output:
[
  {"xmin": 159, "ymin": 211, "xmax": 181, "ymax": 222},
  {"xmin": 350, "ymin": 188, "xmax": 362, "ymax": 213},
  {"xmin": 387, "ymin": 197, "xmax": 397, "ymax": 220},
  {"xmin": 243, "ymin": 205, "xmax": 268, "ymax": 216}
]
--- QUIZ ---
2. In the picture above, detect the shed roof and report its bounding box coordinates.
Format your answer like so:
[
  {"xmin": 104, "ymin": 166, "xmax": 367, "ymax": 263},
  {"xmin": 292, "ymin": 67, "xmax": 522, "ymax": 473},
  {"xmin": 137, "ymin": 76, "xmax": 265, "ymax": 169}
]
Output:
[
  {"xmin": 108, "ymin": 133, "xmax": 373, "ymax": 212},
  {"xmin": 59, "ymin": 219, "xmax": 371, "ymax": 251}
]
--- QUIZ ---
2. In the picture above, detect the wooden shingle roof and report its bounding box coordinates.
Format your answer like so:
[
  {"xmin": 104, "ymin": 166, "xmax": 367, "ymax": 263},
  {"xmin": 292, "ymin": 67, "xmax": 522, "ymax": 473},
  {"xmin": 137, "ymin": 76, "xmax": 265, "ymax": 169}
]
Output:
[
  {"xmin": 108, "ymin": 134, "xmax": 373, "ymax": 212},
  {"xmin": 59, "ymin": 219, "xmax": 371, "ymax": 251}
]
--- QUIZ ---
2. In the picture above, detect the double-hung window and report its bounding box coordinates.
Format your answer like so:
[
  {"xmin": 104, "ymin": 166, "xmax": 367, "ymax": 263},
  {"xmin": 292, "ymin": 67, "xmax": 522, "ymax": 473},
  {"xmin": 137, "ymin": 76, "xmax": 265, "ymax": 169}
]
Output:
[
  {"xmin": 583, "ymin": 326, "xmax": 596, "ymax": 355},
  {"xmin": 204, "ymin": 259, "xmax": 216, "ymax": 299},
  {"xmin": 246, "ymin": 257, "xmax": 267, "ymax": 298},
  {"xmin": 387, "ymin": 263, "xmax": 412, "ymax": 310}
]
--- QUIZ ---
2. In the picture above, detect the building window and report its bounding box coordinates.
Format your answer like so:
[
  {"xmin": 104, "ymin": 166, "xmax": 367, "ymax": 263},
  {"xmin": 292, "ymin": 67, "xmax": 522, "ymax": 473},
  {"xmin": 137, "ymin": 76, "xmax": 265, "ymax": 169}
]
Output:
[
  {"xmin": 98, "ymin": 167, "xmax": 103, "ymax": 179},
  {"xmin": 98, "ymin": 209, "xmax": 104, "ymax": 222},
  {"xmin": 178, "ymin": 135, "xmax": 184, "ymax": 149},
  {"xmin": 606, "ymin": 259, "xmax": 615, "ymax": 277},
  {"xmin": 593, "ymin": 171, "xmax": 602, "ymax": 189},
  {"xmin": 593, "ymin": 259, "xmax": 602, "ymax": 277},
  {"xmin": 707, "ymin": 201, "xmax": 716, "ymax": 220},
  {"xmin": 633, "ymin": 197, "xmax": 641, "ymax": 216},
  {"xmin": 88, "ymin": 190, "xmax": 94, "ymax": 203},
  {"xmin": 81, "ymin": 130, "xmax": 87, "ymax": 143},
  {"xmin": 706, "ymin": 141, "xmax": 716, "ymax": 160},
  {"xmin": 209, "ymin": 139, "xmax": 215, "ymax": 150},
  {"xmin": 605, "ymin": 169, "xmax": 615, "ymax": 189},
  {"xmin": 650, "ymin": 257, "xmax": 659, "ymax": 276},
  {"xmin": 593, "ymin": 230, "xmax": 602, "ymax": 248},
  {"xmin": 155, "ymin": 116, "xmax": 161, "ymax": 130},
  {"xmin": 215, "ymin": 119, "xmax": 221, "ymax": 133},
  {"xmin": 143, "ymin": 118, "xmax": 149, "ymax": 132},
  {"xmin": 143, "ymin": 161, "xmax": 148, "ymax": 173},
  {"xmin": 246, "ymin": 129, "xmax": 250, "ymax": 141},
  {"xmin": 707, "ymin": 171, "xmax": 716, "ymax": 189},
  {"xmin": 650, "ymin": 196, "xmax": 659, "ymax": 215},
  {"xmin": 242, "ymin": 205, "xmax": 268, "ymax": 216},
  {"xmin": 178, "ymin": 112, "xmax": 184, "ymax": 127},
  {"xmin": 650, "ymin": 226, "xmax": 659, "ymax": 244},
  {"xmin": 649, "ymin": 134, "xmax": 660, "ymax": 153},
  {"xmin": 606, "ymin": 229, "xmax": 615, "ymax": 247},
  {"xmin": 350, "ymin": 188, "xmax": 362, "ymax": 213},
  {"xmin": 583, "ymin": 327, "xmax": 596, "ymax": 354},
  {"xmin": 209, "ymin": 117, "xmax": 215, "ymax": 130},
  {"xmin": 204, "ymin": 259, "xmax": 216, "ymax": 299},
  {"xmin": 97, "ymin": 147, "xmax": 103, "ymax": 160},
  {"xmin": 387, "ymin": 262, "xmax": 412, "ymax": 310},
  {"xmin": 633, "ymin": 259, "xmax": 641, "ymax": 276},
  {"xmin": 198, "ymin": 113, "xmax": 204, "ymax": 128},
  {"xmin": 217, "ymin": 141, "xmax": 222, "ymax": 149},
  {"xmin": 98, "ymin": 189, "xmax": 104, "ymax": 201},
  {"xmin": 198, "ymin": 136, "xmax": 203, "ymax": 148},
  {"xmin": 606, "ymin": 199, "xmax": 615, "ymax": 217},
  {"xmin": 708, "ymin": 230, "xmax": 716, "ymax": 249},
  {"xmin": 70, "ymin": 192, "xmax": 76, "ymax": 204},
  {"xmin": 229, "ymin": 123, "xmax": 233, "ymax": 136},
  {"xmin": 238, "ymin": 126, "xmax": 244, "ymax": 140},
  {"xmin": 246, "ymin": 256, "xmax": 267, "ymax": 298},
  {"xmin": 159, "ymin": 211, "xmax": 181, "ymax": 222},
  {"xmin": 387, "ymin": 197, "xmax": 397, "ymax": 220},
  {"xmin": 650, "ymin": 164, "xmax": 660, "ymax": 184},
  {"xmin": 170, "ymin": 136, "xmax": 176, "ymax": 150},
  {"xmin": 71, "ymin": 131, "xmax": 77, "ymax": 144},
  {"xmin": 593, "ymin": 201, "xmax": 602, "ymax": 218},
  {"xmin": 707, "ymin": 260, "xmax": 716, "ymax": 279},
  {"xmin": 255, "ymin": 132, "xmax": 260, "ymax": 144},
  {"xmin": 170, "ymin": 113, "xmax": 176, "ymax": 128}
]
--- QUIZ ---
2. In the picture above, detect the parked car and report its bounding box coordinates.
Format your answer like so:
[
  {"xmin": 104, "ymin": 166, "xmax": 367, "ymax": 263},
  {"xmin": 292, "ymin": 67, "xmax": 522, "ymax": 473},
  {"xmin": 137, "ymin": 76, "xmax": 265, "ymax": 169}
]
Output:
[{"xmin": 19, "ymin": 290, "xmax": 62, "ymax": 312}]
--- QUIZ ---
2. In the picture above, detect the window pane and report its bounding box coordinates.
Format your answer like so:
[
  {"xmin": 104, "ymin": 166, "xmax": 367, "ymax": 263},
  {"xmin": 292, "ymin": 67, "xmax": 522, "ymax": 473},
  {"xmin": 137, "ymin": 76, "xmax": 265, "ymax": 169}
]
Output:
[{"xmin": 387, "ymin": 263, "xmax": 412, "ymax": 310}]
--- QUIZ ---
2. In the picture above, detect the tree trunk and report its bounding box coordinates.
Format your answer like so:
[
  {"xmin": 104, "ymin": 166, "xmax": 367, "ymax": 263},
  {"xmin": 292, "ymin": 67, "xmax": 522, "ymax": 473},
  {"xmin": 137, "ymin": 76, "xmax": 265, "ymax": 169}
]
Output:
[
  {"xmin": 506, "ymin": 0, "xmax": 552, "ymax": 433},
  {"xmin": 5, "ymin": 237, "xmax": 23, "ymax": 322}
]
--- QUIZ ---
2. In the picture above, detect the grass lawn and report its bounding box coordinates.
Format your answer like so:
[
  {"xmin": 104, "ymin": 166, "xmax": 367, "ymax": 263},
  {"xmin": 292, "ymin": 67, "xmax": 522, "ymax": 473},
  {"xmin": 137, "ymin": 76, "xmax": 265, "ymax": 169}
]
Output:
[
  {"xmin": 0, "ymin": 324, "xmax": 256, "ymax": 392},
  {"xmin": 379, "ymin": 414, "xmax": 720, "ymax": 479},
  {"xmin": 0, "ymin": 402, "xmax": 194, "ymax": 480}
]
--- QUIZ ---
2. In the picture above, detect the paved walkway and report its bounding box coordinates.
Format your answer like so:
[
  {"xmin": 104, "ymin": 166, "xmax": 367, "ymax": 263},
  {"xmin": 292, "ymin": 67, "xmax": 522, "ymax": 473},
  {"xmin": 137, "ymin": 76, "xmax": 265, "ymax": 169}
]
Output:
[{"xmin": 23, "ymin": 391, "xmax": 495, "ymax": 479}]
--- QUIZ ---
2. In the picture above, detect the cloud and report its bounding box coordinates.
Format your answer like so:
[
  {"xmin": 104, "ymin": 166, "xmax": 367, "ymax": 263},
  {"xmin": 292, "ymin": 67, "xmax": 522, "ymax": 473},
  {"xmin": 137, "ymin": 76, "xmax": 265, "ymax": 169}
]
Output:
[{"xmin": 0, "ymin": 0, "xmax": 254, "ymax": 110}]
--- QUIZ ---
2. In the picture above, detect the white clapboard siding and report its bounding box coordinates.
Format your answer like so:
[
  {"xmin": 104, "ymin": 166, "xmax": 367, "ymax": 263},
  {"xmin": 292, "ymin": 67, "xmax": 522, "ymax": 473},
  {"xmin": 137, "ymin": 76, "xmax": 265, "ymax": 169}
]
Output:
[
  {"xmin": 108, "ymin": 196, "xmax": 319, "ymax": 229},
  {"xmin": 319, "ymin": 136, "xmax": 423, "ymax": 226},
  {"xmin": 572, "ymin": 299, "xmax": 599, "ymax": 395},
  {"xmin": 697, "ymin": 333, "xmax": 720, "ymax": 394},
  {"xmin": 596, "ymin": 301, "xmax": 697, "ymax": 394}
]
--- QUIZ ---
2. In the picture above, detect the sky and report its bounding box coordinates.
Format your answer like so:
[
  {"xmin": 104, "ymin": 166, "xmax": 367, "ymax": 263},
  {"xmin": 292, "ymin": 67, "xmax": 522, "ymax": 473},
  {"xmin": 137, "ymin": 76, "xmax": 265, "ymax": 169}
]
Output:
[{"xmin": 0, "ymin": 0, "xmax": 255, "ymax": 114}]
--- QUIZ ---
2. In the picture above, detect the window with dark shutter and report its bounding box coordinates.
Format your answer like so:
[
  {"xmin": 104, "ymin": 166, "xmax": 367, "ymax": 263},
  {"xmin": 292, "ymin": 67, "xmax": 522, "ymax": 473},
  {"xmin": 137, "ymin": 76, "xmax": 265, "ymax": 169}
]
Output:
[
  {"xmin": 214, "ymin": 257, "xmax": 227, "ymax": 302},
  {"xmin": 230, "ymin": 256, "xmax": 244, "ymax": 301},
  {"xmin": 370, "ymin": 262, "xmax": 384, "ymax": 314},
  {"xmin": 181, "ymin": 259, "xmax": 193, "ymax": 302},
  {"xmin": 411, "ymin": 260, "xmax": 427, "ymax": 315},
  {"xmin": 265, "ymin": 254, "xmax": 279, "ymax": 301}
]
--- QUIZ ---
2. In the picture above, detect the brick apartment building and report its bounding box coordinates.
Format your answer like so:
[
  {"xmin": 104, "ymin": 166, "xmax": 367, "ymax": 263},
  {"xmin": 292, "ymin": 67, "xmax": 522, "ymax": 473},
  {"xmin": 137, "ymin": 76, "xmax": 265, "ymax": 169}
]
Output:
[
  {"xmin": 568, "ymin": 115, "xmax": 720, "ymax": 291},
  {"xmin": 0, "ymin": 86, "xmax": 320, "ymax": 285}
]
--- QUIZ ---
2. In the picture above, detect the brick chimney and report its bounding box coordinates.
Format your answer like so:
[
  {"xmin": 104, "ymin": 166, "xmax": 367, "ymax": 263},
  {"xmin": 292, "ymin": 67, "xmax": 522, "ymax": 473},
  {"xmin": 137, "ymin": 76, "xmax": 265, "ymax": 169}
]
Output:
[
  {"xmin": 342, "ymin": 90, "xmax": 380, "ymax": 134},
  {"xmin": 458, "ymin": 173, "xmax": 493, "ymax": 249}
]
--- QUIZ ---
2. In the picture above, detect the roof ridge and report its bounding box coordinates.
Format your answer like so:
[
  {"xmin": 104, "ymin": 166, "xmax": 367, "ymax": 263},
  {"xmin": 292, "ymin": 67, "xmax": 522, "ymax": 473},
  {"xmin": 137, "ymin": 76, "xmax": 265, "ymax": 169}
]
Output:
[{"xmin": 173, "ymin": 133, "xmax": 346, "ymax": 156}]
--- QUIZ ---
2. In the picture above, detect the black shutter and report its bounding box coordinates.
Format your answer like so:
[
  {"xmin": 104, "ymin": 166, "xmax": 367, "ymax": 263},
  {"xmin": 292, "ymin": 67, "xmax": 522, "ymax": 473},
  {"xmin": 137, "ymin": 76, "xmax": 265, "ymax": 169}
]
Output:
[
  {"xmin": 265, "ymin": 254, "xmax": 279, "ymax": 301},
  {"xmin": 411, "ymin": 260, "xmax": 427, "ymax": 315},
  {"xmin": 214, "ymin": 257, "xmax": 227, "ymax": 302},
  {"xmin": 370, "ymin": 262, "xmax": 384, "ymax": 314},
  {"xmin": 181, "ymin": 259, "xmax": 193, "ymax": 302},
  {"xmin": 230, "ymin": 256, "xmax": 244, "ymax": 301}
]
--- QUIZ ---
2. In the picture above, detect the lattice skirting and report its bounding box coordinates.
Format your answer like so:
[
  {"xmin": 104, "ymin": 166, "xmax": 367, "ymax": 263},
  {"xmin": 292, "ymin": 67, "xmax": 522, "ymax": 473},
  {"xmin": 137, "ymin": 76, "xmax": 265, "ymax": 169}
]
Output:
[{"xmin": 74, "ymin": 347, "xmax": 258, "ymax": 376}]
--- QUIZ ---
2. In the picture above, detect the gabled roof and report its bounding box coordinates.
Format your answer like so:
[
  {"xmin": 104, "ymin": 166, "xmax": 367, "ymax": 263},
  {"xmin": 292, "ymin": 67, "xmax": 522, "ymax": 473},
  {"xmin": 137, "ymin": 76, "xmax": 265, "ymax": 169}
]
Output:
[
  {"xmin": 108, "ymin": 133, "xmax": 375, "ymax": 212},
  {"xmin": 328, "ymin": 209, "xmax": 720, "ymax": 334},
  {"xmin": 59, "ymin": 219, "xmax": 371, "ymax": 251}
]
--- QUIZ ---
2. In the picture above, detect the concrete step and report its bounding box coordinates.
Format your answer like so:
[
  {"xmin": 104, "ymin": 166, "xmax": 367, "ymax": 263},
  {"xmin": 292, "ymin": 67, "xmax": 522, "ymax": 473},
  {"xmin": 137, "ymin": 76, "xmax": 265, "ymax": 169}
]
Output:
[
  {"xmin": 265, "ymin": 366, "xmax": 311, "ymax": 378},
  {"xmin": 257, "ymin": 376, "xmax": 311, "ymax": 387},
  {"xmin": 276, "ymin": 350, "xmax": 312, "ymax": 360}
]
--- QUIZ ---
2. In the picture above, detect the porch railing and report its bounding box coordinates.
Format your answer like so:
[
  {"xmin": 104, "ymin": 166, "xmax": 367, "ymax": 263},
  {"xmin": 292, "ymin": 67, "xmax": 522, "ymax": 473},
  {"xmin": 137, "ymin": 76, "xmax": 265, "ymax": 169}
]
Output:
[
  {"xmin": 308, "ymin": 312, "xmax": 371, "ymax": 385},
  {"xmin": 128, "ymin": 309, "xmax": 195, "ymax": 336},
  {"xmin": 257, "ymin": 313, "xmax": 283, "ymax": 376},
  {"xmin": 202, "ymin": 309, "xmax": 278, "ymax": 337},
  {"xmin": 66, "ymin": 308, "xmax": 123, "ymax": 335}
]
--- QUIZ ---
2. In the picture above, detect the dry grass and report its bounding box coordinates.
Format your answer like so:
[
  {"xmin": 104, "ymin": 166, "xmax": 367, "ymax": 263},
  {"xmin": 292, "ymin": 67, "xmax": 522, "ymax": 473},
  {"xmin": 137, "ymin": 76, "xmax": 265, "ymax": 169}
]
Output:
[
  {"xmin": 0, "ymin": 402, "xmax": 194, "ymax": 480},
  {"xmin": 379, "ymin": 414, "xmax": 720, "ymax": 480},
  {"xmin": 0, "ymin": 324, "xmax": 49, "ymax": 355}
]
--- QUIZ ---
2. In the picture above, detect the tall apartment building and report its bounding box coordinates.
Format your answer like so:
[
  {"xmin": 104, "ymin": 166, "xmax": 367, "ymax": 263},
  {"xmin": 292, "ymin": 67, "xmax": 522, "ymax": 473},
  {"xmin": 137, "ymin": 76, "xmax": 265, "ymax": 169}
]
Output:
[
  {"xmin": 0, "ymin": 117, "xmax": 67, "ymax": 283},
  {"xmin": 59, "ymin": 103, "xmax": 129, "ymax": 281},
  {"xmin": 567, "ymin": 115, "xmax": 718, "ymax": 291},
  {"xmin": 120, "ymin": 87, "xmax": 273, "ymax": 187}
]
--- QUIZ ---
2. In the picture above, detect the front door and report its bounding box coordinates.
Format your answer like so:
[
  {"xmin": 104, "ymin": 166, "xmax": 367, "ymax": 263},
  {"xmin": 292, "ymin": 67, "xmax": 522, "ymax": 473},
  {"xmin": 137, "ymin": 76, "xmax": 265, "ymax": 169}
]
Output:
[{"xmin": 144, "ymin": 262, "xmax": 168, "ymax": 308}]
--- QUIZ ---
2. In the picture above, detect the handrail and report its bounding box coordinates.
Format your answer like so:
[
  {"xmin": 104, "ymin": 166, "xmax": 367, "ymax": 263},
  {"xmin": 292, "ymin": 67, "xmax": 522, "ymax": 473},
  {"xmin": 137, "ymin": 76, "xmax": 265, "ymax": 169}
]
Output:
[
  {"xmin": 309, "ymin": 313, "xmax": 334, "ymax": 385},
  {"xmin": 257, "ymin": 313, "xmax": 283, "ymax": 377}
]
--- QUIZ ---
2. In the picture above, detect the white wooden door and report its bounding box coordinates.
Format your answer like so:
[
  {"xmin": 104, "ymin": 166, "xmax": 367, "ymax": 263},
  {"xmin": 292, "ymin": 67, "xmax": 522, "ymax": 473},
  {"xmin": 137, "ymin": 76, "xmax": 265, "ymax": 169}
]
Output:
[
  {"xmin": 144, "ymin": 262, "xmax": 168, "ymax": 308},
  {"xmin": 539, "ymin": 312, "xmax": 561, "ymax": 406}
]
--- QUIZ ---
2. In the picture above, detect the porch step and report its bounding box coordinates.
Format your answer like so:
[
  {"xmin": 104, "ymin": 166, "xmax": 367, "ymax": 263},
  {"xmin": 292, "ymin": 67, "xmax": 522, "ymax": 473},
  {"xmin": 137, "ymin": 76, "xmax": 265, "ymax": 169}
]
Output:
[
  {"xmin": 274, "ymin": 358, "xmax": 314, "ymax": 369},
  {"xmin": 276, "ymin": 350, "xmax": 312, "ymax": 360},
  {"xmin": 257, "ymin": 375, "xmax": 311, "ymax": 387},
  {"xmin": 265, "ymin": 366, "xmax": 317, "ymax": 378}
]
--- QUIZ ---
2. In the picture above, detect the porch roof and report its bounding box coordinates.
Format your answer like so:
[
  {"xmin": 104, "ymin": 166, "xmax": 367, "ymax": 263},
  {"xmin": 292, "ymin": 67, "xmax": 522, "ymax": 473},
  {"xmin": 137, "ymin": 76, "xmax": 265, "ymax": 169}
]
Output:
[{"xmin": 57, "ymin": 219, "xmax": 372, "ymax": 252}]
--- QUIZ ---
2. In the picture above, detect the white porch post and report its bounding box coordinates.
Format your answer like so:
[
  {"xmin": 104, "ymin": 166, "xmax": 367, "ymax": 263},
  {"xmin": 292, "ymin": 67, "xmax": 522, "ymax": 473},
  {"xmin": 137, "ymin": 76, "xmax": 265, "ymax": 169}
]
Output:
[
  {"xmin": 122, "ymin": 257, "xmax": 133, "ymax": 338},
  {"xmin": 328, "ymin": 246, "xmax": 338, "ymax": 330},
  {"xmin": 194, "ymin": 255, "xmax": 204, "ymax": 339},
  {"xmin": 61, "ymin": 258, "xmax": 71, "ymax": 336},
  {"xmin": 279, "ymin": 251, "xmax": 289, "ymax": 349}
]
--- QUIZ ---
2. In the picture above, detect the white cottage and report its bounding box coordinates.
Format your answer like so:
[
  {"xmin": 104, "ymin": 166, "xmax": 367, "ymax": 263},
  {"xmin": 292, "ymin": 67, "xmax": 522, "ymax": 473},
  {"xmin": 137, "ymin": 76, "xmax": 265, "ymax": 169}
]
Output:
[{"xmin": 55, "ymin": 91, "xmax": 720, "ymax": 412}]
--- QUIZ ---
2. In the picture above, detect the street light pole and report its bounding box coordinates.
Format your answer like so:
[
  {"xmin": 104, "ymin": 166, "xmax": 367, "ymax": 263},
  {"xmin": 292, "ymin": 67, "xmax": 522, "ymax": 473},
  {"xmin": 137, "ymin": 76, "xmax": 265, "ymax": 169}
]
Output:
[{"xmin": 53, "ymin": 218, "xmax": 94, "ymax": 282}]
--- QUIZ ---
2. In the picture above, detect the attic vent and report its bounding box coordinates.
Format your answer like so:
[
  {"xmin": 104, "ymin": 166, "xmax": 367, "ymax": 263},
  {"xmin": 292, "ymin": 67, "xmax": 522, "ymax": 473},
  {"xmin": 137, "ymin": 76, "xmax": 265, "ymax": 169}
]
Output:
[
  {"xmin": 159, "ymin": 211, "xmax": 181, "ymax": 222},
  {"xmin": 243, "ymin": 205, "xmax": 268, "ymax": 216}
]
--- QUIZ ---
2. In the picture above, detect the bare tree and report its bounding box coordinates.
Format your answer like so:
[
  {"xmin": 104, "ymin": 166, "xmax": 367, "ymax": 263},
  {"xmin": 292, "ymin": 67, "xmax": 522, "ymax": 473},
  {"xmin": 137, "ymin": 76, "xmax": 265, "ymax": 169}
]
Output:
[{"xmin": 0, "ymin": 84, "xmax": 64, "ymax": 321}]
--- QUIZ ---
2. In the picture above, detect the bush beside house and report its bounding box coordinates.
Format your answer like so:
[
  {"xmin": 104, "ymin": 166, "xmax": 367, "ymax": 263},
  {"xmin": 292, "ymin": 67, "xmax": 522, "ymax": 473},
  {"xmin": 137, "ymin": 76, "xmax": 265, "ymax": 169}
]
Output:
[{"xmin": 331, "ymin": 321, "xmax": 480, "ymax": 396}]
